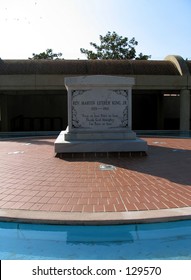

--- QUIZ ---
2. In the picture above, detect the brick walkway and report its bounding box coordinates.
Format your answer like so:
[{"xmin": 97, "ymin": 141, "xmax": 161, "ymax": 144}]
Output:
[{"xmin": 0, "ymin": 137, "xmax": 191, "ymax": 215}]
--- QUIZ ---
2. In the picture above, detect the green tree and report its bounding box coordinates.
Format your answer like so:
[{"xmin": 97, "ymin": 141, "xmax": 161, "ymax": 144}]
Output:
[
  {"xmin": 80, "ymin": 31, "xmax": 151, "ymax": 60},
  {"xmin": 135, "ymin": 52, "xmax": 151, "ymax": 60},
  {"xmin": 29, "ymin": 48, "xmax": 63, "ymax": 60}
]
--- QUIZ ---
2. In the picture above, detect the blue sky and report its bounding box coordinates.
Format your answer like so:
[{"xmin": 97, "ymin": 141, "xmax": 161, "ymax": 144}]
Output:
[{"xmin": 0, "ymin": 0, "xmax": 191, "ymax": 60}]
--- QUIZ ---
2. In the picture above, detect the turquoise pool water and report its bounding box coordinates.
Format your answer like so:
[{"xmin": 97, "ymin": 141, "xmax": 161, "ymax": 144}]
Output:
[{"xmin": 0, "ymin": 220, "xmax": 191, "ymax": 260}]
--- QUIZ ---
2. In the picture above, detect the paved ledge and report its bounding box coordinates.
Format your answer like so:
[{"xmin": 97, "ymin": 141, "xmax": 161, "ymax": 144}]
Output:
[{"xmin": 1, "ymin": 207, "xmax": 191, "ymax": 225}]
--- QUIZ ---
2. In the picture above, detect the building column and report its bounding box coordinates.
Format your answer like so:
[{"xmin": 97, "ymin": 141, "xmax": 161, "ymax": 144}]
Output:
[
  {"xmin": 180, "ymin": 89, "xmax": 190, "ymax": 131},
  {"xmin": 157, "ymin": 92, "xmax": 164, "ymax": 130},
  {"xmin": 0, "ymin": 94, "xmax": 9, "ymax": 132}
]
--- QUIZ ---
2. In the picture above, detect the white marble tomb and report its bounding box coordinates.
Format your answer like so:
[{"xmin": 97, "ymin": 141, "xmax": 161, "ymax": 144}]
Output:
[{"xmin": 55, "ymin": 75, "xmax": 148, "ymax": 153}]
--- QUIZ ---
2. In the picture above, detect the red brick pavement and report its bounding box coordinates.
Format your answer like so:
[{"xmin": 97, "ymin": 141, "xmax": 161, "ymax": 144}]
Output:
[{"xmin": 0, "ymin": 137, "xmax": 191, "ymax": 213}]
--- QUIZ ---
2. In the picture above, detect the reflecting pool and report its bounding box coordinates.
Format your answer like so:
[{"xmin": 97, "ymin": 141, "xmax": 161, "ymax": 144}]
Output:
[{"xmin": 1, "ymin": 220, "xmax": 191, "ymax": 260}]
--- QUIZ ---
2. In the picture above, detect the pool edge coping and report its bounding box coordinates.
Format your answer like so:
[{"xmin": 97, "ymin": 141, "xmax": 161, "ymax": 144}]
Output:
[{"xmin": 0, "ymin": 207, "xmax": 191, "ymax": 225}]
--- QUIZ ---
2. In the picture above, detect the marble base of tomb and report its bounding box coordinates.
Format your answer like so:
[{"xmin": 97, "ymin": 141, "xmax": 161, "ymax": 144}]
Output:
[{"xmin": 55, "ymin": 129, "xmax": 148, "ymax": 155}]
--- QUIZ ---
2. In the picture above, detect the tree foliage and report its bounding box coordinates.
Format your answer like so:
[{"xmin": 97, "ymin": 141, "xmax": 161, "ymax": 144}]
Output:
[
  {"xmin": 29, "ymin": 48, "xmax": 63, "ymax": 60},
  {"xmin": 80, "ymin": 31, "xmax": 151, "ymax": 60}
]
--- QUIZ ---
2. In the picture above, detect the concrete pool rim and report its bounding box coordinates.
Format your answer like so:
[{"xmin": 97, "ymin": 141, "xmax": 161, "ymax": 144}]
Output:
[{"xmin": 0, "ymin": 207, "xmax": 191, "ymax": 225}]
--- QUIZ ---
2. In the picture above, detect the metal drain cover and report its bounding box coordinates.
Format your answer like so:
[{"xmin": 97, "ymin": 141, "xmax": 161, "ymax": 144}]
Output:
[{"xmin": 99, "ymin": 164, "xmax": 116, "ymax": 171}]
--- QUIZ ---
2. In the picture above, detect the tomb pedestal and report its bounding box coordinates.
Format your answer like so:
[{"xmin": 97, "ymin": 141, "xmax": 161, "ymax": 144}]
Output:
[{"xmin": 55, "ymin": 75, "xmax": 148, "ymax": 155}]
